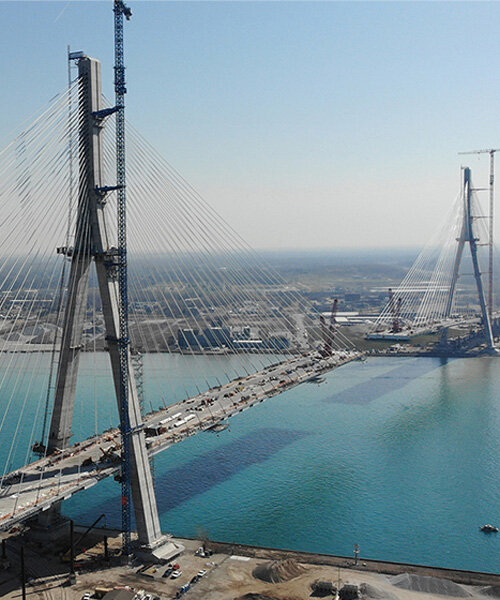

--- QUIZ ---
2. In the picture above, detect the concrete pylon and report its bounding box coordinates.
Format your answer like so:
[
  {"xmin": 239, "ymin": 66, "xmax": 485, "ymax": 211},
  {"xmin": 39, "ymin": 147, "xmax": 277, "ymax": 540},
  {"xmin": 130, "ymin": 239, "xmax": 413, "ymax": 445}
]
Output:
[
  {"xmin": 445, "ymin": 167, "xmax": 497, "ymax": 354},
  {"xmin": 47, "ymin": 56, "xmax": 182, "ymax": 559}
]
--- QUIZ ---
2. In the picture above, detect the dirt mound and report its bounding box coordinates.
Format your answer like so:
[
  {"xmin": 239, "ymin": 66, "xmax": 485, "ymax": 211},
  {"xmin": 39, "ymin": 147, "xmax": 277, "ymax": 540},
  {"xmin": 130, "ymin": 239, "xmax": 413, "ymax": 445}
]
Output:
[
  {"xmin": 359, "ymin": 583, "xmax": 398, "ymax": 600},
  {"xmin": 253, "ymin": 559, "xmax": 306, "ymax": 583},
  {"xmin": 390, "ymin": 573, "xmax": 471, "ymax": 597}
]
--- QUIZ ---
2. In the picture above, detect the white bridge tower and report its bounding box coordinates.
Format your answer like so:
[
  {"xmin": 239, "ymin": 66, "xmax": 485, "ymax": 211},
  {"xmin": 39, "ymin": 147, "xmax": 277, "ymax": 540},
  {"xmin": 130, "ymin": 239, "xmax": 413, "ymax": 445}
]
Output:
[
  {"xmin": 47, "ymin": 55, "xmax": 181, "ymax": 560},
  {"xmin": 445, "ymin": 167, "xmax": 497, "ymax": 354}
]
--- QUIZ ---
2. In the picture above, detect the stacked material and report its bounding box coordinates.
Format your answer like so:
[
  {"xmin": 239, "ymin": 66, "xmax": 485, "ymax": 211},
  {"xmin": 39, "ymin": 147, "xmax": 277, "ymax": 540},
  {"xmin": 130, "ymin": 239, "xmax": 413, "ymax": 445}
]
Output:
[
  {"xmin": 312, "ymin": 580, "xmax": 337, "ymax": 594},
  {"xmin": 390, "ymin": 573, "xmax": 471, "ymax": 597},
  {"xmin": 339, "ymin": 584, "xmax": 359, "ymax": 600},
  {"xmin": 253, "ymin": 559, "xmax": 306, "ymax": 583}
]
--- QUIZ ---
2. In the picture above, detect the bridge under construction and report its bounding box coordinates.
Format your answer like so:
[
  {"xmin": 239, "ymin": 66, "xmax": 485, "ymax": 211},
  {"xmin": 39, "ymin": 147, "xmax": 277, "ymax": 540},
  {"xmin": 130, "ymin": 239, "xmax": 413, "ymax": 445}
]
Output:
[
  {"xmin": 0, "ymin": 0, "xmax": 498, "ymax": 568},
  {"xmin": 367, "ymin": 166, "xmax": 499, "ymax": 355},
  {"xmin": 0, "ymin": 1, "xmax": 360, "ymax": 561},
  {"xmin": 0, "ymin": 349, "xmax": 359, "ymax": 536}
]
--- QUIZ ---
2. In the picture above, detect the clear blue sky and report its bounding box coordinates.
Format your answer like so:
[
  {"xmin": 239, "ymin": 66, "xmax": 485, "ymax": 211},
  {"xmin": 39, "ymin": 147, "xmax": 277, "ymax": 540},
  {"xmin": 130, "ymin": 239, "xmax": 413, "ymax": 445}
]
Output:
[{"xmin": 1, "ymin": 1, "xmax": 500, "ymax": 249}]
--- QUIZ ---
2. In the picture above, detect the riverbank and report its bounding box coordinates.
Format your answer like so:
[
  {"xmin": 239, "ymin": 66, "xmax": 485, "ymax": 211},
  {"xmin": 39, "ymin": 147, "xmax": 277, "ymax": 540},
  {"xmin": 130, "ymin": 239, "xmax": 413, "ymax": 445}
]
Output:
[
  {"xmin": 204, "ymin": 538, "xmax": 500, "ymax": 587},
  {"xmin": 1, "ymin": 529, "xmax": 498, "ymax": 600}
]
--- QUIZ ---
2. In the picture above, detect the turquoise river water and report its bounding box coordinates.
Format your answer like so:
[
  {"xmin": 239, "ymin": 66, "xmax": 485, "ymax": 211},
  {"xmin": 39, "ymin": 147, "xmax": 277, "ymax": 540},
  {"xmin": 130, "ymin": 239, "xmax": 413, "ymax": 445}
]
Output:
[{"xmin": 0, "ymin": 353, "xmax": 498, "ymax": 573}]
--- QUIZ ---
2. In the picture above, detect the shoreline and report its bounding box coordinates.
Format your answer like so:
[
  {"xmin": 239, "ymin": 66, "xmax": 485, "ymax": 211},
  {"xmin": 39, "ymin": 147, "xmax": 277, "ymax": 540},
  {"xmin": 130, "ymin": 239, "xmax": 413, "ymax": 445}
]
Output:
[
  {"xmin": 3, "ymin": 528, "xmax": 498, "ymax": 600},
  {"xmin": 74, "ymin": 526, "xmax": 500, "ymax": 584},
  {"xmin": 204, "ymin": 538, "xmax": 500, "ymax": 586}
]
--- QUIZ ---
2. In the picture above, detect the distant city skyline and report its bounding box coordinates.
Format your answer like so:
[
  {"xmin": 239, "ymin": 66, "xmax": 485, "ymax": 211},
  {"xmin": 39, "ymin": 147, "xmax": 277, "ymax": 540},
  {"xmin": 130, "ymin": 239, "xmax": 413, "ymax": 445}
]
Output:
[{"xmin": 1, "ymin": 1, "xmax": 499, "ymax": 249}]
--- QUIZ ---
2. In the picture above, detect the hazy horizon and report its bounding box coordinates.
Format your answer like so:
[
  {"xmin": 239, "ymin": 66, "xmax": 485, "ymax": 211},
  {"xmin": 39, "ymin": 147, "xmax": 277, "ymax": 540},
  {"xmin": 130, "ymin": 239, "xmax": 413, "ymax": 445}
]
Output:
[{"xmin": 1, "ymin": 2, "xmax": 500, "ymax": 250}]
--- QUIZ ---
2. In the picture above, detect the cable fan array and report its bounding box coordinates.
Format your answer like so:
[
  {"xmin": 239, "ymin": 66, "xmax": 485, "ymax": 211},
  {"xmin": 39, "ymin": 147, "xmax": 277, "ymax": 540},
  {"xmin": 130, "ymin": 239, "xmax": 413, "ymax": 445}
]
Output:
[
  {"xmin": 370, "ymin": 183, "xmax": 492, "ymax": 334},
  {"xmin": 0, "ymin": 81, "xmax": 85, "ymax": 478},
  {"xmin": 0, "ymin": 77, "xmax": 356, "ymax": 482}
]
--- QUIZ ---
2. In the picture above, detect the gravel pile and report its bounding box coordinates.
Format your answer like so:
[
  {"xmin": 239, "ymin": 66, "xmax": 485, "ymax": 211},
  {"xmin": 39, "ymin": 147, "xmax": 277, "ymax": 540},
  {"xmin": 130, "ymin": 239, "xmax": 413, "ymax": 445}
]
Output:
[{"xmin": 390, "ymin": 573, "xmax": 472, "ymax": 597}]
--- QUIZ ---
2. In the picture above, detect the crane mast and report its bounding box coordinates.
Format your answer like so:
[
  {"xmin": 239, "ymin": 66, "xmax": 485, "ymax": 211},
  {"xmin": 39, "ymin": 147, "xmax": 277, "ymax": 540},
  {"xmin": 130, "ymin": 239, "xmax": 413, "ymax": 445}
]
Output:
[
  {"xmin": 114, "ymin": 0, "xmax": 133, "ymax": 557},
  {"xmin": 458, "ymin": 148, "xmax": 499, "ymax": 320}
]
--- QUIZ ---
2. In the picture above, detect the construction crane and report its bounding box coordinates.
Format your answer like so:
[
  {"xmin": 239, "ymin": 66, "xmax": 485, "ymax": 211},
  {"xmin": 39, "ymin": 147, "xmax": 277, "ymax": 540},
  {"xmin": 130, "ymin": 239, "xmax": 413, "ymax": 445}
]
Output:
[
  {"xmin": 458, "ymin": 148, "xmax": 500, "ymax": 320},
  {"xmin": 320, "ymin": 298, "xmax": 338, "ymax": 356},
  {"xmin": 113, "ymin": 0, "xmax": 133, "ymax": 558},
  {"xmin": 388, "ymin": 288, "xmax": 403, "ymax": 333}
]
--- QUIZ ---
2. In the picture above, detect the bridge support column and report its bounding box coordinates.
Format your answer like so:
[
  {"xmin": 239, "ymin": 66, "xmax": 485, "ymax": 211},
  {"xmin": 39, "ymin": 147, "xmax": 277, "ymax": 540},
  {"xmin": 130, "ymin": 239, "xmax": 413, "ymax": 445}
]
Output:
[
  {"xmin": 45, "ymin": 55, "xmax": 182, "ymax": 560},
  {"xmin": 445, "ymin": 168, "xmax": 496, "ymax": 353},
  {"xmin": 463, "ymin": 168, "xmax": 497, "ymax": 353},
  {"xmin": 27, "ymin": 501, "xmax": 69, "ymax": 545}
]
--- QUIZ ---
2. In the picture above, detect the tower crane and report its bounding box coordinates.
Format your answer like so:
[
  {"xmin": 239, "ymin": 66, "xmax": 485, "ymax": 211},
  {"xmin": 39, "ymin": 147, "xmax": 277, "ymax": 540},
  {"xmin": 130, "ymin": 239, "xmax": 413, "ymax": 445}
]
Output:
[
  {"xmin": 458, "ymin": 148, "xmax": 500, "ymax": 320},
  {"xmin": 114, "ymin": 0, "xmax": 133, "ymax": 557}
]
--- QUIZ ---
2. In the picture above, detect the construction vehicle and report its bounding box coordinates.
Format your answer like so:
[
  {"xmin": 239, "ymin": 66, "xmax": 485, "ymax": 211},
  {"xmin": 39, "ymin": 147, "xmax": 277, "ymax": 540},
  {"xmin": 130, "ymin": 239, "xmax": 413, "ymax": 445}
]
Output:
[{"xmin": 99, "ymin": 440, "xmax": 121, "ymax": 463}]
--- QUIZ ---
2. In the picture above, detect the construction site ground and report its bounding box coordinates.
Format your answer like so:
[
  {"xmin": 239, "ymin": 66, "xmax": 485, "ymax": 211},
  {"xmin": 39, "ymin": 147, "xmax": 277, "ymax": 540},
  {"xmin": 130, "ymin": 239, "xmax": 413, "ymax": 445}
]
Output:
[{"xmin": 0, "ymin": 529, "xmax": 499, "ymax": 600}]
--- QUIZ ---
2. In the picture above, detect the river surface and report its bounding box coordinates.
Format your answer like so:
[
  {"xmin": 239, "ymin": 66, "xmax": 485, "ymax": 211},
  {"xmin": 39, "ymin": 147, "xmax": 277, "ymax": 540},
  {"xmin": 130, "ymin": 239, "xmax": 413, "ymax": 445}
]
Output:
[{"xmin": 0, "ymin": 353, "xmax": 498, "ymax": 572}]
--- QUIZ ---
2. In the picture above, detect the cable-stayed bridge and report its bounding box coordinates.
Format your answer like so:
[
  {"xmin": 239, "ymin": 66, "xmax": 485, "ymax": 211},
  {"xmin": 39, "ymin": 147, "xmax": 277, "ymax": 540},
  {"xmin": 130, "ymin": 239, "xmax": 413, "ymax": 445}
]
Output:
[
  {"xmin": 0, "ymin": 35, "xmax": 360, "ymax": 560},
  {"xmin": 367, "ymin": 167, "xmax": 499, "ymax": 354},
  {"xmin": 0, "ymin": 2, "xmax": 496, "ymax": 563}
]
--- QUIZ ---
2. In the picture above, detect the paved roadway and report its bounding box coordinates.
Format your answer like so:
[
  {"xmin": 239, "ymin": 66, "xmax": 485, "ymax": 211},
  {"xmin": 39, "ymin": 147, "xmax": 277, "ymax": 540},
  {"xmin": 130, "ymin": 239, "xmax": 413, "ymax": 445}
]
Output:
[{"xmin": 0, "ymin": 349, "xmax": 362, "ymax": 532}]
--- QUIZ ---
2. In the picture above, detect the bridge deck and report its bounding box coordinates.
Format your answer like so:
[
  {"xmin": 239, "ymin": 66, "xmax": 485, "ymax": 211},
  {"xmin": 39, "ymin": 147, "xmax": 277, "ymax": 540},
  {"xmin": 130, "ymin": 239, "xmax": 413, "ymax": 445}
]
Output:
[
  {"xmin": 366, "ymin": 314, "xmax": 486, "ymax": 341},
  {"xmin": 0, "ymin": 350, "xmax": 361, "ymax": 531}
]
